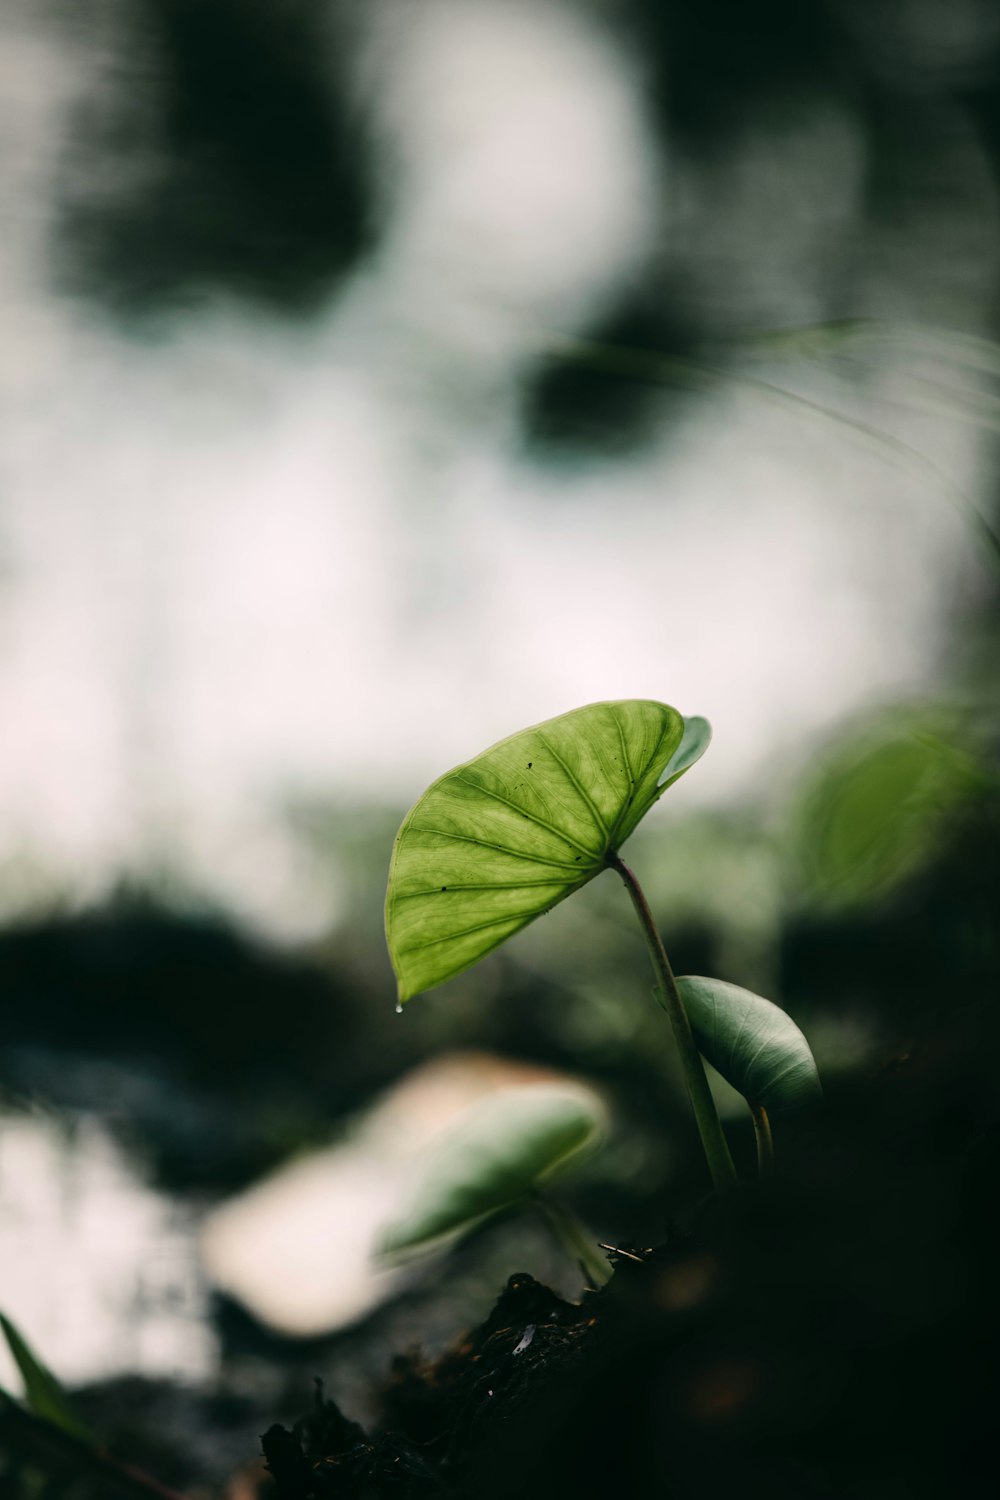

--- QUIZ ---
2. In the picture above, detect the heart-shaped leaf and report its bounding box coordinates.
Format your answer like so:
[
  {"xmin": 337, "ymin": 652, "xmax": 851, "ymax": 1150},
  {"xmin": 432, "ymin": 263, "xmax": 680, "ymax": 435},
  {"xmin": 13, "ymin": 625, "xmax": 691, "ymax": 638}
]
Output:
[
  {"xmin": 379, "ymin": 1084, "xmax": 605, "ymax": 1259},
  {"xmin": 0, "ymin": 1312, "xmax": 94, "ymax": 1444},
  {"xmin": 676, "ymin": 976, "xmax": 822, "ymax": 1114},
  {"xmin": 386, "ymin": 700, "xmax": 709, "ymax": 1001}
]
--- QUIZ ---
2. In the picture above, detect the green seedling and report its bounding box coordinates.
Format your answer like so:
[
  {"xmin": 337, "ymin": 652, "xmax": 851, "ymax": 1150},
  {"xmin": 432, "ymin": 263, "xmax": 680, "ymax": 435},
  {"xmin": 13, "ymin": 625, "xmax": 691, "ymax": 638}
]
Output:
[
  {"xmin": 385, "ymin": 700, "xmax": 820, "ymax": 1197},
  {"xmin": 379, "ymin": 1083, "xmax": 611, "ymax": 1288}
]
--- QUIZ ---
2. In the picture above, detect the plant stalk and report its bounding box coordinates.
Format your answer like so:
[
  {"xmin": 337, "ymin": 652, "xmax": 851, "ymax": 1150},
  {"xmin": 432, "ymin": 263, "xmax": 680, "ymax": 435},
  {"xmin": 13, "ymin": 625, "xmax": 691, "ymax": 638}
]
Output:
[
  {"xmin": 750, "ymin": 1101, "xmax": 774, "ymax": 1175},
  {"xmin": 534, "ymin": 1193, "xmax": 613, "ymax": 1289},
  {"xmin": 607, "ymin": 852, "xmax": 738, "ymax": 1197}
]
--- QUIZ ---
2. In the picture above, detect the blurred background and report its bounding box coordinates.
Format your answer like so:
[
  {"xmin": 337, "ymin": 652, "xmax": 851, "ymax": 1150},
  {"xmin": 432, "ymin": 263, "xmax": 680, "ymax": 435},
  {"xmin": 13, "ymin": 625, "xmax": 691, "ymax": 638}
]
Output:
[{"xmin": 1, "ymin": 0, "xmax": 998, "ymax": 1493}]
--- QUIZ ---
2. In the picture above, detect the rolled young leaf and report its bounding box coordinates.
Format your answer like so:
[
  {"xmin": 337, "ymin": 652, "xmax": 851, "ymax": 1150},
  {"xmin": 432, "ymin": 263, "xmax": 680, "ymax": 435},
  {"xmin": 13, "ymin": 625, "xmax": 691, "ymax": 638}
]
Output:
[
  {"xmin": 676, "ymin": 976, "xmax": 821, "ymax": 1114},
  {"xmin": 386, "ymin": 700, "xmax": 710, "ymax": 1001},
  {"xmin": 379, "ymin": 1084, "xmax": 605, "ymax": 1258},
  {"xmin": 658, "ymin": 714, "xmax": 713, "ymax": 793}
]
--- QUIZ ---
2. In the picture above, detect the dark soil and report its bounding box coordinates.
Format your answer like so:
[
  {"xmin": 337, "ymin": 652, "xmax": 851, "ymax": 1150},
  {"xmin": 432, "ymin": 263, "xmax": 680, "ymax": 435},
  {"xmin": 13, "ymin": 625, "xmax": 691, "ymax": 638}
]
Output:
[
  {"xmin": 262, "ymin": 1270, "xmax": 602, "ymax": 1498},
  {"xmin": 384, "ymin": 1268, "xmax": 599, "ymax": 1458}
]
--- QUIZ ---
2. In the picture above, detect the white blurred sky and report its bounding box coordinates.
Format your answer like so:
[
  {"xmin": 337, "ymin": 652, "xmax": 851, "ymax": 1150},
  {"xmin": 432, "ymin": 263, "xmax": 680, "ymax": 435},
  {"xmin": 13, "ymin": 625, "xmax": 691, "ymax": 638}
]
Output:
[{"xmin": 0, "ymin": 0, "xmax": 996, "ymax": 941}]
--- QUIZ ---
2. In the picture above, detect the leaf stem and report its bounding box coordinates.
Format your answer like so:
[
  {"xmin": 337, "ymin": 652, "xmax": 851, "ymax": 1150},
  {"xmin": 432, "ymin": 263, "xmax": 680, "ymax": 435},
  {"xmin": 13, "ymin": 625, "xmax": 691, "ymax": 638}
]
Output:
[
  {"xmin": 750, "ymin": 1101, "xmax": 774, "ymax": 1175},
  {"xmin": 607, "ymin": 853, "xmax": 738, "ymax": 1197},
  {"xmin": 534, "ymin": 1193, "xmax": 613, "ymax": 1289}
]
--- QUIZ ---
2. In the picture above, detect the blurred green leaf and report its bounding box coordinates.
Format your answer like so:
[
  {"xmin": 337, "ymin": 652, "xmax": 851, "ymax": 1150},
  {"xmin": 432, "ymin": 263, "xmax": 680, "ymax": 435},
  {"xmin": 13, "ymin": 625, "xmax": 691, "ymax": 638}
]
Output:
[
  {"xmin": 0, "ymin": 1312, "xmax": 94, "ymax": 1444},
  {"xmin": 796, "ymin": 711, "xmax": 990, "ymax": 908},
  {"xmin": 379, "ymin": 1084, "xmax": 605, "ymax": 1258},
  {"xmin": 386, "ymin": 700, "xmax": 709, "ymax": 1001},
  {"xmin": 678, "ymin": 976, "xmax": 821, "ymax": 1113}
]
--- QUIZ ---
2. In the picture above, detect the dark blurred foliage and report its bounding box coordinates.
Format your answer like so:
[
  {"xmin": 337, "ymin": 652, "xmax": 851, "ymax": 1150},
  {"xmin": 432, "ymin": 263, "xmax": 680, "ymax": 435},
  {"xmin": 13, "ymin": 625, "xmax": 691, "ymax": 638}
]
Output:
[
  {"xmin": 56, "ymin": 0, "xmax": 371, "ymax": 316},
  {"xmin": 0, "ymin": 888, "xmax": 716, "ymax": 1207},
  {"xmin": 0, "ymin": 897, "xmax": 404, "ymax": 1191},
  {"xmin": 523, "ymin": 301, "xmax": 706, "ymax": 457},
  {"xmin": 630, "ymin": 0, "xmax": 877, "ymax": 142},
  {"xmin": 533, "ymin": 0, "xmax": 1000, "ymax": 452},
  {"xmin": 52, "ymin": 0, "xmax": 1000, "ymax": 439}
]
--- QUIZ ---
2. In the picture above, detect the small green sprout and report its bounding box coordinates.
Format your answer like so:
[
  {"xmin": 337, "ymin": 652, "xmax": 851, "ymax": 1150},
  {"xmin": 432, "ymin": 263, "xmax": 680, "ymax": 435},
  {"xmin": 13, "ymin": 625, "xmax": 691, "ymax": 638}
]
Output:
[
  {"xmin": 378, "ymin": 1084, "xmax": 611, "ymax": 1288},
  {"xmin": 384, "ymin": 701, "xmax": 821, "ymax": 1198}
]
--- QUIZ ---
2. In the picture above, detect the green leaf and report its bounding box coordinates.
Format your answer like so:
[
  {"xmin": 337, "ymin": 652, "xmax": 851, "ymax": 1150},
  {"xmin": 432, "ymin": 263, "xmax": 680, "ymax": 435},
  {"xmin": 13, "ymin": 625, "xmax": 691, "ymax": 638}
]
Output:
[
  {"xmin": 379, "ymin": 1084, "xmax": 605, "ymax": 1258},
  {"xmin": 386, "ymin": 700, "xmax": 709, "ymax": 1001},
  {"xmin": 677, "ymin": 976, "xmax": 822, "ymax": 1114},
  {"xmin": 0, "ymin": 1312, "xmax": 94, "ymax": 1444}
]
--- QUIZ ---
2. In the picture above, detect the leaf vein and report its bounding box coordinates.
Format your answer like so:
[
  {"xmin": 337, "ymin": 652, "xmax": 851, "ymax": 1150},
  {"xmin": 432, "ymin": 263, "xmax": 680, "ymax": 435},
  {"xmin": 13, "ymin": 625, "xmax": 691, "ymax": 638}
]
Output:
[
  {"xmin": 728, "ymin": 1002, "xmax": 756, "ymax": 1076},
  {"xmin": 408, "ymin": 826, "xmax": 585, "ymax": 871},
  {"xmin": 610, "ymin": 706, "xmax": 634, "ymax": 787},
  {"xmin": 757, "ymin": 1057, "xmax": 804, "ymax": 1094},
  {"xmin": 404, "ymin": 910, "xmax": 553, "ymax": 953},
  {"xmin": 450, "ymin": 773, "xmax": 598, "ymax": 858},
  {"xmin": 394, "ymin": 879, "xmax": 572, "ymax": 900},
  {"xmin": 606, "ymin": 707, "xmax": 638, "ymax": 848},
  {"xmin": 739, "ymin": 1029, "xmax": 777, "ymax": 1080},
  {"xmin": 536, "ymin": 731, "xmax": 610, "ymax": 841}
]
